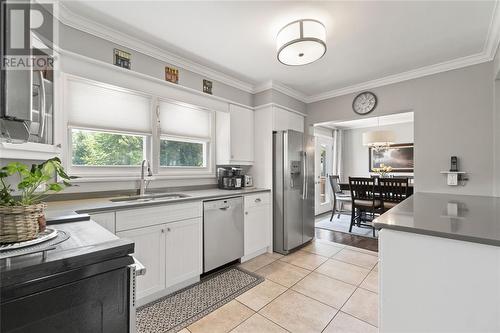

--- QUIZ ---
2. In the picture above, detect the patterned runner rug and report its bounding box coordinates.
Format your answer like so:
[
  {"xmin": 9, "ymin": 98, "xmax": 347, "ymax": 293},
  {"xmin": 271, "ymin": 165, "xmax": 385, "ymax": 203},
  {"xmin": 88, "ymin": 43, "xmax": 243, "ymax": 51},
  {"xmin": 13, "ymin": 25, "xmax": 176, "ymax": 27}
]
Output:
[{"xmin": 136, "ymin": 266, "xmax": 263, "ymax": 333}]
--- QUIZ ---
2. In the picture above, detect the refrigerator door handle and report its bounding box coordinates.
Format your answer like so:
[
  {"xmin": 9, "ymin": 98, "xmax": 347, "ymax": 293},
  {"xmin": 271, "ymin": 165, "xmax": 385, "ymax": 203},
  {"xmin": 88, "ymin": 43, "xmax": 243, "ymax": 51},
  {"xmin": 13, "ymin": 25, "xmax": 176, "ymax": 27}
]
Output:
[
  {"xmin": 37, "ymin": 71, "xmax": 46, "ymax": 139},
  {"xmin": 302, "ymin": 151, "xmax": 307, "ymax": 199}
]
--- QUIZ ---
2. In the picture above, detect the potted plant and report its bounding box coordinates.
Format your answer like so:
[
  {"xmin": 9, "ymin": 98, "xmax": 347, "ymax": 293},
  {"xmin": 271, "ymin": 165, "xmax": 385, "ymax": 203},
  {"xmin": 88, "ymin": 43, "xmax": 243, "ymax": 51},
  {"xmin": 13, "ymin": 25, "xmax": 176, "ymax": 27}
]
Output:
[
  {"xmin": 0, "ymin": 157, "xmax": 75, "ymax": 243},
  {"xmin": 372, "ymin": 163, "xmax": 393, "ymax": 178}
]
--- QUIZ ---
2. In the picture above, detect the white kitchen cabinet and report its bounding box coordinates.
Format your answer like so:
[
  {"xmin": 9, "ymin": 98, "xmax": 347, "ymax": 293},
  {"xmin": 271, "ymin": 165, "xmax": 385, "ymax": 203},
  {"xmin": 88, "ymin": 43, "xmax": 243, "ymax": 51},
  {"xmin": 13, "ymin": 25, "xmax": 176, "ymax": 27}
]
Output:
[
  {"xmin": 216, "ymin": 104, "xmax": 254, "ymax": 165},
  {"xmin": 117, "ymin": 224, "xmax": 166, "ymax": 301},
  {"xmin": 89, "ymin": 211, "xmax": 115, "ymax": 233},
  {"xmin": 165, "ymin": 218, "xmax": 202, "ymax": 287},
  {"xmin": 243, "ymin": 193, "xmax": 271, "ymax": 259},
  {"xmin": 273, "ymin": 106, "xmax": 304, "ymax": 133}
]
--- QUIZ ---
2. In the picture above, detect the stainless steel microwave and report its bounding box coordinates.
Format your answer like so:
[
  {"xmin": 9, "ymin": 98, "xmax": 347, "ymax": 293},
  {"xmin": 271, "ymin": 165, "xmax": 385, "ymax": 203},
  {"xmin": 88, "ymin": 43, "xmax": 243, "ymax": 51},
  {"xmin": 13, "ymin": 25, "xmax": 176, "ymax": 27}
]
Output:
[{"xmin": 0, "ymin": 0, "xmax": 54, "ymax": 144}]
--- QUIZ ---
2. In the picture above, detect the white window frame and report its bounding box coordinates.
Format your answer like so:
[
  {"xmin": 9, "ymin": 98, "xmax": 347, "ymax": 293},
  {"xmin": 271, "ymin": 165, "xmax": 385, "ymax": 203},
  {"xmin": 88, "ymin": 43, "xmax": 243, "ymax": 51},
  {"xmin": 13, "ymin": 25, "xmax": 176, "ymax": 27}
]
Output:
[
  {"xmin": 62, "ymin": 75, "xmax": 216, "ymax": 180},
  {"xmin": 67, "ymin": 126, "xmax": 152, "ymax": 177},
  {"xmin": 155, "ymin": 98, "xmax": 215, "ymax": 177}
]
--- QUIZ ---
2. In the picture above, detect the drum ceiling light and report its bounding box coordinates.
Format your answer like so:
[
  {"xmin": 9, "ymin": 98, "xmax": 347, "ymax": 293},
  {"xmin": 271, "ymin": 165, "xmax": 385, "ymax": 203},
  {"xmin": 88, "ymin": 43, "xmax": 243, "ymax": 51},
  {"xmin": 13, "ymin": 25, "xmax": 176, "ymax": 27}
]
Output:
[{"xmin": 277, "ymin": 19, "xmax": 327, "ymax": 66}]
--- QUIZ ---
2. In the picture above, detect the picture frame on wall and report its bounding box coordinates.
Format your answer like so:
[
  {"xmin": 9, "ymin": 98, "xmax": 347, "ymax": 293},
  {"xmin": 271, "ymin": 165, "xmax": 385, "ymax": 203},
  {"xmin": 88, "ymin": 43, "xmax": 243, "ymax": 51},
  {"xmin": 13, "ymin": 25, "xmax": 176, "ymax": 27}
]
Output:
[
  {"xmin": 369, "ymin": 143, "xmax": 414, "ymax": 172},
  {"xmin": 203, "ymin": 79, "xmax": 213, "ymax": 94},
  {"xmin": 165, "ymin": 66, "xmax": 179, "ymax": 84},
  {"xmin": 113, "ymin": 48, "xmax": 131, "ymax": 70}
]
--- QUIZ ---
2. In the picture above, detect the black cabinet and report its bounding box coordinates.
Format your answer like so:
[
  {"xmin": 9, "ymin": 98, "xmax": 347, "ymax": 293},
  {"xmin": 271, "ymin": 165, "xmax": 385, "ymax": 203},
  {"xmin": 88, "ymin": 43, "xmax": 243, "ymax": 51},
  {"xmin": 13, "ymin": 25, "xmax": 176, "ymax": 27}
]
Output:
[{"xmin": 1, "ymin": 267, "xmax": 130, "ymax": 333}]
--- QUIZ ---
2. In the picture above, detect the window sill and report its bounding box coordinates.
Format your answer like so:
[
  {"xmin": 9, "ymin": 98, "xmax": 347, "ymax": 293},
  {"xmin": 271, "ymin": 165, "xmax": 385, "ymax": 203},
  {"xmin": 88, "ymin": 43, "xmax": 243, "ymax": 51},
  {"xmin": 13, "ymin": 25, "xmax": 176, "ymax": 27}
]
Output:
[{"xmin": 70, "ymin": 174, "xmax": 216, "ymax": 183}]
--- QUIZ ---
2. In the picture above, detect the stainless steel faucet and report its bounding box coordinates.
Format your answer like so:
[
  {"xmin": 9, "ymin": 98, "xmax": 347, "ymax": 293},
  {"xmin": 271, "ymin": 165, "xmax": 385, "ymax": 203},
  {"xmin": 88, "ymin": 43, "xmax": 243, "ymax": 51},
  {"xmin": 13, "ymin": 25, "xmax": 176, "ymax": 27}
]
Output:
[{"xmin": 139, "ymin": 159, "xmax": 153, "ymax": 196}]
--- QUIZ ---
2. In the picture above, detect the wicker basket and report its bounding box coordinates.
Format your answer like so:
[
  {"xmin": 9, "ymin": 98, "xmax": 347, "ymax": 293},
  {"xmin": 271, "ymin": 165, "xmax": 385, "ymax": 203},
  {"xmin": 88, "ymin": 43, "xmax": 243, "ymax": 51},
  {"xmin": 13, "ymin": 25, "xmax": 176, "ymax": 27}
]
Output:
[{"xmin": 0, "ymin": 203, "xmax": 46, "ymax": 243}]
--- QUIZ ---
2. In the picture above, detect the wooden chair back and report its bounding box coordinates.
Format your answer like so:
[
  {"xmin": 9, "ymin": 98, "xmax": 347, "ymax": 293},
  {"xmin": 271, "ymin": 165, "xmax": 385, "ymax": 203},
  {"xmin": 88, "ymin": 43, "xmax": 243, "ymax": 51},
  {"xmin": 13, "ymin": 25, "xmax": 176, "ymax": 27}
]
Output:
[
  {"xmin": 378, "ymin": 178, "xmax": 409, "ymax": 203},
  {"xmin": 328, "ymin": 175, "xmax": 342, "ymax": 194},
  {"xmin": 348, "ymin": 177, "xmax": 376, "ymax": 201}
]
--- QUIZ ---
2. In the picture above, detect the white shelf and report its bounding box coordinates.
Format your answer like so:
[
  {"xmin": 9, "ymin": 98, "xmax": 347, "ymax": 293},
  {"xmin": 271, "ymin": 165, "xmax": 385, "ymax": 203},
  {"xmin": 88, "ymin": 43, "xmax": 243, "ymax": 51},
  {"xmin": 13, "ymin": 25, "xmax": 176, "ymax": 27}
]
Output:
[{"xmin": 0, "ymin": 142, "xmax": 61, "ymax": 160}]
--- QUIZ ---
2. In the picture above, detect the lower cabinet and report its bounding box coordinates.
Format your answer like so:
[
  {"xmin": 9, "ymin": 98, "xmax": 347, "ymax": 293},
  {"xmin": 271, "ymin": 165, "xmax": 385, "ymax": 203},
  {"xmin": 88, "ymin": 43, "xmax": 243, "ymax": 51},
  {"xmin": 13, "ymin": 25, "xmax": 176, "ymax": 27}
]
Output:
[
  {"xmin": 116, "ymin": 217, "xmax": 202, "ymax": 304},
  {"xmin": 117, "ymin": 224, "xmax": 166, "ymax": 300},
  {"xmin": 244, "ymin": 193, "xmax": 271, "ymax": 258},
  {"xmin": 165, "ymin": 218, "xmax": 202, "ymax": 287}
]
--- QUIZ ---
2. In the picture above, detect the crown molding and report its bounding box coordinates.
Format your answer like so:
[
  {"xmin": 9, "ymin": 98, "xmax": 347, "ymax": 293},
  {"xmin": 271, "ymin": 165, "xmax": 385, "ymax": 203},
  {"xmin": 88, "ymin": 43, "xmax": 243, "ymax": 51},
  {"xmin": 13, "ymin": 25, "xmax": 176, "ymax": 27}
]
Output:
[
  {"xmin": 254, "ymin": 80, "xmax": 308, "ymax": 103},
  {"xmin": 253, "ymin": 102, "xmax": 307, "ymax": 117},
  {"xmin": 57, "ymin": 3, "xmax": 255, "ymax": 94},
  {"xmin": 57, "ymin": 2, "xmax": 500, "ymax": 105}
]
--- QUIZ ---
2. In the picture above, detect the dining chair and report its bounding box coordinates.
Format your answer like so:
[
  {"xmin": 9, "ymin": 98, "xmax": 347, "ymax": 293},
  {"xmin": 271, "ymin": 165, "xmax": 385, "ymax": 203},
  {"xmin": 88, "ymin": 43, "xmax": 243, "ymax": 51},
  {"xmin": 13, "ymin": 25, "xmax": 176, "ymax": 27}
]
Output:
[
  {"xmin": 348, "ymin": 177, "xmax": 382, "ymax": 237},
  {"xmin": 329, "ymin": 175, "xmax": 352, "ymax": 221},
  {"xmin": 378, "ymin": 178, "xmax": 409, "ymax": 212}
]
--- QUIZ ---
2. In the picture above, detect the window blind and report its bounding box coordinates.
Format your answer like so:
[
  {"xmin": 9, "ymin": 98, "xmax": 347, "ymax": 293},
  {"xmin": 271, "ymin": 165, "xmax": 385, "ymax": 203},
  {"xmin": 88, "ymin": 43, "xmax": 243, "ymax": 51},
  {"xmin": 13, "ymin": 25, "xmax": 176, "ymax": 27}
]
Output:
[
  {"xmin": 159, "ymin": 100, "xmax": 212, "ymax": 139},
  {"xmin": 66, "ymin": 79, "xmax": 152, "ymax": 133}
]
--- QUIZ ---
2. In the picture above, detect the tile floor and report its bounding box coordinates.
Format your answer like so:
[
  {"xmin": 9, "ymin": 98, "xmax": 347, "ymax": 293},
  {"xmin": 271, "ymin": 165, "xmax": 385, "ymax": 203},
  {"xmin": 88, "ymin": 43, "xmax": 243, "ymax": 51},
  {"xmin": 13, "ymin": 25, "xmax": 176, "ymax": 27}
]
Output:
[{"xmin": 185, "ymin": 239, "xmax": 379, "ymax": 333}]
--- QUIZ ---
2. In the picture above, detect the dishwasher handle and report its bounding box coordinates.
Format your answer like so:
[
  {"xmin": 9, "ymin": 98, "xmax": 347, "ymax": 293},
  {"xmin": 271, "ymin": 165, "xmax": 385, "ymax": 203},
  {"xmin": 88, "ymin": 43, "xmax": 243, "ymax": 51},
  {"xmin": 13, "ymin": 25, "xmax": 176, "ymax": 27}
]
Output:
[{"xmin": 219, "ymin": 205, "xmax": 231, "ymax": 210}]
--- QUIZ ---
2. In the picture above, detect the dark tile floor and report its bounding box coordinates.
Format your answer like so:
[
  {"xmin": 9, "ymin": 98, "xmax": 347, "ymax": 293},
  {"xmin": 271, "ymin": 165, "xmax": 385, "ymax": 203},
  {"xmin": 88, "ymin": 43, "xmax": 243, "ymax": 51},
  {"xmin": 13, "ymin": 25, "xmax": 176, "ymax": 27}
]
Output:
[{"xmin": 315, "ymin": 227, "xmax": 379, "ymax": 252}]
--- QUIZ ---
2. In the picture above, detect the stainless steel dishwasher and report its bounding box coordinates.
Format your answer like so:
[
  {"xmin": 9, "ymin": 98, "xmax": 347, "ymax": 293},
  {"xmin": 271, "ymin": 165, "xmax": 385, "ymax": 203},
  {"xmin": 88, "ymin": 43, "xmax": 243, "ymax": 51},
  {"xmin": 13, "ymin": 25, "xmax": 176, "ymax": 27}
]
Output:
[{"xmin": 203, "ymin": 197, "xmax": 244, "ymax": 272}]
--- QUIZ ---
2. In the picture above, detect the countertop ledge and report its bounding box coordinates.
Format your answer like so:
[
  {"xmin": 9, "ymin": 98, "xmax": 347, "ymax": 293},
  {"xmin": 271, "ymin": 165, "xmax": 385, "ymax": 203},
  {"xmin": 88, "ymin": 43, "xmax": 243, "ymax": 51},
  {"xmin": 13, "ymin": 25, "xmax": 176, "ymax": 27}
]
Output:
[
  {"xmin": 46, "ymin": 187, "xmax": 271, "ymax": 216},
  {"xmin": 374, "ymin": 192, "xmax": 500, "ymax": 247}
]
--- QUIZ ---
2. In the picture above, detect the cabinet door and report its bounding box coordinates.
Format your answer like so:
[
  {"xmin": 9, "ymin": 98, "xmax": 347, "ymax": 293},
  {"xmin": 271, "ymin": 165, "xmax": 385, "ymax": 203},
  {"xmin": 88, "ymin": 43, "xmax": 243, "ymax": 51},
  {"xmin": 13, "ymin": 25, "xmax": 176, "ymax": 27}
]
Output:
[
  {"xmin": 244, "ymin": 205, "xmax": 271, "ymax": 256},
  {"xmin": 165, "ymin": 218, "xmax": 202, "ymax": 287},
  {"xmin": 89, "ymin": 212, "xmax": 115, "ymax": 233},
  {"xmin": 230, "ymin": 104, "xmax": 254, "ymax": 162},
  {"xmin": 117, "ymin": 225, "xmax": 166, "ymax": 300},
  {"xmin": 273, "ymin": 106, "xmax": 304, "ymax": 133}
]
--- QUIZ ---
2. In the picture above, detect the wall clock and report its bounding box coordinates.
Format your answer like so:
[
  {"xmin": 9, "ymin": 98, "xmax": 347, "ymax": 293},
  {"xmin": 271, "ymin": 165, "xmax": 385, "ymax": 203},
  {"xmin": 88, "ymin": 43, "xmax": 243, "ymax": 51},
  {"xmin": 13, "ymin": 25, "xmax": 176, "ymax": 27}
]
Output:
[{"xmin": 352, "ymin": 91, "xmax": 377, "ymax": 115}]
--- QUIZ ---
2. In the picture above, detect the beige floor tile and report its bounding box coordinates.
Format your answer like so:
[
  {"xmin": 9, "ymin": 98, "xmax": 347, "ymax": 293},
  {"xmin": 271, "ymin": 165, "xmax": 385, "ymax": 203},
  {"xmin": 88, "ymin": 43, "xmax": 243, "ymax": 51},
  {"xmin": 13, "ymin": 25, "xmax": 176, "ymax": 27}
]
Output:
[
  {"xmin": 266, "ymin": 252, "xmax": 284, "ymax": 260},
  {"xmin": 301, "ymin": 241, "xmax": 343, "ymax": 257},
  {"xmin": 239, "ymin": 254, "xmax": 276, "ymax": 272},
  {"xmin": 323, "ymin": 311, "xmax": 378, "ymax": 333},
  {"xmin": 332, "ymin": 249, "xmax": 379, "ymax": 269},
  {"xmin": 231, "ymin": 313, "xmax": 287, "ymax": 333},
  {"xmin": 256, "ymin": 261, "xmax": 310, "ymax": 288},
  {"xmin": 280, "ymin": 250, "xmax": 328, "ymax": 270},
  {"xmin": 345, "ymin": 245, "xmax": 378, "ymax": 257},
  {"xmin": 315, "ymin": 259, "xmax": 370, "ymax": 286},
  {"xmin": 359, "ymin": 270, "xmax": 378, "ymax": 293},
  {"xmin": 259, "ymin": 290, "xmax": 337, "ymax": 333},
  {"xmin": 315, "ymin": 238, "xmax": 346, "ymax": 248},
  {"xmin": 188, "ymin": 300, "xmax": 254, "ymax": 333},
  {"xmin": 292, "ymin": 272, "xmax": 356, "ymax": 309},
  {"xmin": 341, "ymin": 288, "xmax": 378, "ymax": 327},
  {"xmin": 373, "ymin": 263, "xmax": 378, "ymax": 272},
  {"xmin": 236, "ymin": 279, "xmax": 287, "ymax": 311},
  {"xmin": 176, "ymin": 329, "xmax": 191, "ymax": 333}
]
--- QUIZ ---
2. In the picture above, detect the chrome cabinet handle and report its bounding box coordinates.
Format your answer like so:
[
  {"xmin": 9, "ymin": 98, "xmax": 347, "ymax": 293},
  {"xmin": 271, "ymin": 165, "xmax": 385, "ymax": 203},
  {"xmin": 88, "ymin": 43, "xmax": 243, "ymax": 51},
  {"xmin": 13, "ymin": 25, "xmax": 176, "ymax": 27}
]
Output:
[
  {"xmin": 161, "ymin": 229, "xmax": 165, "ymax": 233},
  {"xmin": 245, "ymin": 211, "xmax": 248, "ymax": 215},
  {"xmin": 219, "ymin": 206, "xmax": 231, "ymax": 210},
  {"xmin": 167, "ymin": 227, "xmax": 171, "ymax": 232},
  {"xmin": 255, "ymin": 198, "xmax": 261, "ymax": 203},
  {"xmin": 37, "ymin": 71, "xmax": 46, "ymax": 139}
]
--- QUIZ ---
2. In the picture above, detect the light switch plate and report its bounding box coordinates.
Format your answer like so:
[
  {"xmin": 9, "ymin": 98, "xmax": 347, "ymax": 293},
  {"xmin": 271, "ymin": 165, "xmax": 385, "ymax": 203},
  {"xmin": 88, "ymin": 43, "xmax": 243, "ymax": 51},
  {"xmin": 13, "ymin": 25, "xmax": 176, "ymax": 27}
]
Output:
[{"xmin": 447, "ymin": 173, "xmax": 458, "ymax": 186}]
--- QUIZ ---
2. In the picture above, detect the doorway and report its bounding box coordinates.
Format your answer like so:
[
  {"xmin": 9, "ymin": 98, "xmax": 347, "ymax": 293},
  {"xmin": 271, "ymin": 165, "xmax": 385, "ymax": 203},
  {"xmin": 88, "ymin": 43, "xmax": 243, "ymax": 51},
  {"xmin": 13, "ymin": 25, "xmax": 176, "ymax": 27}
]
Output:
[{"xmin": 314, "ymin": 136, "xmax": 333, "ymax": 215}]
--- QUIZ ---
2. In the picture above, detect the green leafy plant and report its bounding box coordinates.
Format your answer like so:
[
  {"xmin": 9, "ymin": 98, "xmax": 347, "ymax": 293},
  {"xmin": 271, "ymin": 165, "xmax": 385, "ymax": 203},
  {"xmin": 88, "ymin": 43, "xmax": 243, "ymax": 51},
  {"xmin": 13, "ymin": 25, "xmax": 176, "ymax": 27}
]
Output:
[{"xmin": 0, "ymin": 158, "xmax": 76, "ymax": 206}]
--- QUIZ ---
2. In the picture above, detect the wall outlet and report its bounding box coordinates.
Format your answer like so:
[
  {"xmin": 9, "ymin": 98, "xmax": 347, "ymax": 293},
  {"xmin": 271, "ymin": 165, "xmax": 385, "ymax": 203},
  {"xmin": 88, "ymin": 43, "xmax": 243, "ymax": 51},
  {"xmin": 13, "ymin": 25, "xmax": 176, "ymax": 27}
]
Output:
[{"xmin": 447, "ymin": 173, "xmax": 458, "ymax": 186}]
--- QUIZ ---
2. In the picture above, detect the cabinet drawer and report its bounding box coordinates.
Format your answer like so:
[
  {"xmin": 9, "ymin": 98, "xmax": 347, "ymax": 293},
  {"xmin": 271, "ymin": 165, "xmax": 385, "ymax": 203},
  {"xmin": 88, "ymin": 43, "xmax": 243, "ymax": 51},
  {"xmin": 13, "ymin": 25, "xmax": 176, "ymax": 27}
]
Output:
[
  {"xmin": 244, "ymin": 193, "xmax": 270, "ymax": 208},
  {"xmin": 116, "ymin": 201, "xmax": 202, "ymax": 231}
]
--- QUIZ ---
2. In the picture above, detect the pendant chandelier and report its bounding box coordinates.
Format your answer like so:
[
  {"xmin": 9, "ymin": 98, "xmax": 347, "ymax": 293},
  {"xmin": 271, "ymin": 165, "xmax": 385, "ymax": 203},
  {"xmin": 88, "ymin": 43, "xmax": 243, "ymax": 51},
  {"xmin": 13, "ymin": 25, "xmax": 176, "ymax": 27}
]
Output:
[
  {"xmin": 276, "ymin": 19, "xmax": 327, "ymax": 66},
  {"xmin": 362, "ymin": 118, "xmax": 396, "ymax": 151}
]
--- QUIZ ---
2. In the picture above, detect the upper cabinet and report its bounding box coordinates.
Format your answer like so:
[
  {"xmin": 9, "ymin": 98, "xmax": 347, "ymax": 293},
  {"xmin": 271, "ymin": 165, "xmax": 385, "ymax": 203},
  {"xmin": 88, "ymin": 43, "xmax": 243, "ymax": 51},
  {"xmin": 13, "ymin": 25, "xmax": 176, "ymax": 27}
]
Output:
[
  {"xmin": 216, "ymin": 104, "xmax": 254, "ymax": 165},
  {"xmin": 273, "ymin": 106, "xmax": 304, "ymax": 133}
]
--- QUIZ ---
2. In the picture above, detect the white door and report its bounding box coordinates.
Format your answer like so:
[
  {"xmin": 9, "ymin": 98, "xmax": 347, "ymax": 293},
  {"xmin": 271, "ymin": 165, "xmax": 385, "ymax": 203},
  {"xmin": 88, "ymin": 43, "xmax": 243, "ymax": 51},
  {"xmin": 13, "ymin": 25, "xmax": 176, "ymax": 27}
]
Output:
[
  {"xmin": 315, "ymin": 136, "xmax": 334, "ymax": 215},
  {"xmin": 230, "ymin": 104, "xmax": 254, "ymax": 162},
  {"xmin": 165, "ymin": 218, "xmax": 202, "ymax": 287},
  {"xmin": 244, "ymin": 205, "xmax": 271, "ymax": 256},
  {"xmin": 117, "ymin": 224, "xmax": 166, "ymax": 300}
]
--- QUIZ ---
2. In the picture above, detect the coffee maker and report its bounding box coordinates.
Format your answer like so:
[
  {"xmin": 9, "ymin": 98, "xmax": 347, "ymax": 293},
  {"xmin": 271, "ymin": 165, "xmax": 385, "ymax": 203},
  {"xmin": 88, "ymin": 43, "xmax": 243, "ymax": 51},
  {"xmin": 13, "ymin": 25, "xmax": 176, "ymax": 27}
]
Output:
[{"xmin": 217, "ymin": 167, "xmax": 246, "ymax": 190}]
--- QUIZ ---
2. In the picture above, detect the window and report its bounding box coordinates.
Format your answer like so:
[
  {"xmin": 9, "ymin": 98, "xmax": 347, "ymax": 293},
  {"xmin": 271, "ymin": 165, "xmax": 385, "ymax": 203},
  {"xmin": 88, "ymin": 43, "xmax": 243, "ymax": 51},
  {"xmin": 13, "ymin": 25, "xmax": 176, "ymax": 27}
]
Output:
[
  {"xmin": 71, "ymin": 128, "xmax": 147, "ymax": 167},
  {"xmin": 160, "ymin": 137, "xmax": 206, "ymax": 167},
  {"xmin": 158, "ymin": 100, "xmax": 213, "ymax": 174}
]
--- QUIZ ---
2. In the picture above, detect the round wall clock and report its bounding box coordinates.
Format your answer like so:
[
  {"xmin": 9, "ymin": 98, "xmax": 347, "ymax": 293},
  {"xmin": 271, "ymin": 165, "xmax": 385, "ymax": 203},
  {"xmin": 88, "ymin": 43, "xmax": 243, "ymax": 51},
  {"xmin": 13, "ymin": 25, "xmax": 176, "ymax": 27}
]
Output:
[{"xmin": 352, "ymin": 91, "xmax": 377, "ymax": 115}]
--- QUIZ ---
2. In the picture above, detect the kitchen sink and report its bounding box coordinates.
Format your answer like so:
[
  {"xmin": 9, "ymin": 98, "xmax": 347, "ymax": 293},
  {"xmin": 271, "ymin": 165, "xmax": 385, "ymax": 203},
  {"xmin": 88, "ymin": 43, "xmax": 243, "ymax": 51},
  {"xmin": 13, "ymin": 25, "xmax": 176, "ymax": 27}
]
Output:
[{"xmin": 110, "ymin": 193, "xmax": 191, "ymax": 203}]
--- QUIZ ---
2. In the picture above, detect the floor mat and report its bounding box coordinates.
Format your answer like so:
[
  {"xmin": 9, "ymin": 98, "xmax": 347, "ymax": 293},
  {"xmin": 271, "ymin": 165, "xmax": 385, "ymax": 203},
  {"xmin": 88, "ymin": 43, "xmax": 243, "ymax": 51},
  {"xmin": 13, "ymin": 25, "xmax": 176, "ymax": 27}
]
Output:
[
  {"xmin": 136, "ymin": 266, "xmax": 263, "ymax": 333},
  {"xmin": 315, "ymin": 213, "xmax": 379, "ymax": 239}
]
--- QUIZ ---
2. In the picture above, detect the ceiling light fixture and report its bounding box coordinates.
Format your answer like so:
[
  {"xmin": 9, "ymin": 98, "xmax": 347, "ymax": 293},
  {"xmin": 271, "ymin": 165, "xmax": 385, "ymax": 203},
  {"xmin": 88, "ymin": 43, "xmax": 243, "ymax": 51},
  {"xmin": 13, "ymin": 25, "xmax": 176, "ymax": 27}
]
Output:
[
  {"xmin": 362, "ymin": 118, "xmax": 396, "ymax": 150},
  {"xmin": 276, "ymin": 19, "xmax": 327, "ymax": 66}
]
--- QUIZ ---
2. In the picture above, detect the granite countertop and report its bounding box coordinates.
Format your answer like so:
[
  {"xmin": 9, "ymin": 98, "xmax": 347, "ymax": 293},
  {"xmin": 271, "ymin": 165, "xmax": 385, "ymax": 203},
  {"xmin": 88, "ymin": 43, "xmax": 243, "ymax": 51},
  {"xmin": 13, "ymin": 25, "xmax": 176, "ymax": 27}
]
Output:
[
  {"xmin": 374, "ymin": 192, "xmax": 500, "ymax": 247},
  {"xmin": 46, "ymin": 187, "xmax": 271, "ymax": 216}
]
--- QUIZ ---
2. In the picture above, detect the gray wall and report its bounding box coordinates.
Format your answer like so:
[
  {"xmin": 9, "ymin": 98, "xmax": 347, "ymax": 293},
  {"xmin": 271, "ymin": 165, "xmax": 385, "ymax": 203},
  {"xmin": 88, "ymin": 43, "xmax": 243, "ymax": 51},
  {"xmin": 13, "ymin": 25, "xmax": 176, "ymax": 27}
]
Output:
[
  {"xmin": 253, "ymin": 89, "xmax": 307, "ymax": 114},
  {"xmin": 59, "ymin": 24, "xmax": 253, "ymax": 107},
  {"xmin": 495, "ymin": 80, "xmax": 500, "ymax": 196},
  {"xmin": 307, "ymin": 62, "xmax": 496, "ymax": 196},
  {"xmin": 342, "ymin": 122, "xmax": 414, "ymax": 178}
]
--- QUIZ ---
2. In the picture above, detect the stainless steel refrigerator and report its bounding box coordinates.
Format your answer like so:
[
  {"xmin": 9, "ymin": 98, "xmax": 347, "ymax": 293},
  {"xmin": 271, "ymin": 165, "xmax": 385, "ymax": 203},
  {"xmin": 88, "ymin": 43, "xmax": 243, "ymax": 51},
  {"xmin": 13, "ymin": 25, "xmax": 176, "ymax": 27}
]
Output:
[{"xmin": 273, "ymin": 130, "xmax": 315, "ymax": 254}]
